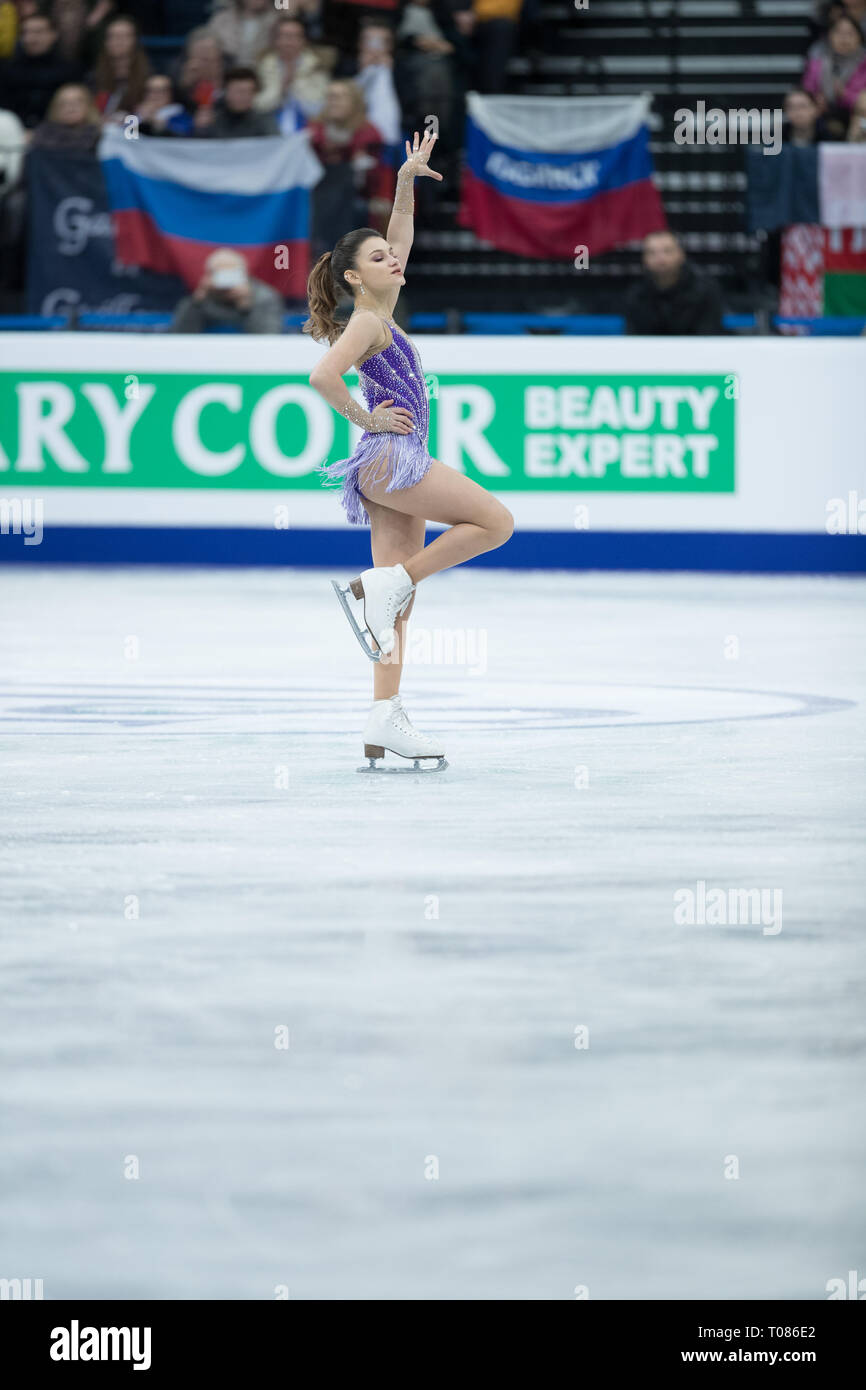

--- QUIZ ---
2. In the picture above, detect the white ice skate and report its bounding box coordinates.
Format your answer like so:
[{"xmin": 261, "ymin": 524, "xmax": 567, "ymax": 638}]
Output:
[
  {"xmin": 331, "ymin": 562, "xmax": 415, "ymax": 662},
  {"xmin": 358, "ymin": 693, "xmax": 448, "ymax": 773}
]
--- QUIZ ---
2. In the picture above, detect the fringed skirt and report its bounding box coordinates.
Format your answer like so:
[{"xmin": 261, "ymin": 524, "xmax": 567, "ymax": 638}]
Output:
[{"xmin": 316, "ymin": 428, "xmax": 434, "ymax": 527}]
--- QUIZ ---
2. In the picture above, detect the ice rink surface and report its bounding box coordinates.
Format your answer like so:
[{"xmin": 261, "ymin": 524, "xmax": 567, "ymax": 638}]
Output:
[{"xmin": 1, "ymin": 563, "xmax": 864, "ymax": 1300}]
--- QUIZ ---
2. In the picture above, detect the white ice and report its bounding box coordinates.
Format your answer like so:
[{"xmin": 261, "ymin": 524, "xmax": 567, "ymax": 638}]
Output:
[{"xmin": 0, "ymin": 564, "xmax": 864, "ymax": 1299}]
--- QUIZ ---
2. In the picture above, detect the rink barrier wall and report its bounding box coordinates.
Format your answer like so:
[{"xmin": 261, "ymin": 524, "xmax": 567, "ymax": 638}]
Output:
[
  {"xmin": 1, "ymin": 333, "xmax": 864, "ymax": 572},
  {"xmin": 1, "ymin": 525, "xmax": 864, "ymax": 573}
]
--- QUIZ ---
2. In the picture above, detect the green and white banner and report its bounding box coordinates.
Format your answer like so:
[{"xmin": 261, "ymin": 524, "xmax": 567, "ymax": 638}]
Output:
[
  {"xmin": 0, "ymin": 333, "xmax": 862, "ymax": 534},
  {"xmin": 0, "ymin": 369, "xmax": 735, "ymax": 492}
]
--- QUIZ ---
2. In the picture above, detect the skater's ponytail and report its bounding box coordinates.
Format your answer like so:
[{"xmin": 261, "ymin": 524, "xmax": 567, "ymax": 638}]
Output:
[{"xmin": 303, "ymin": 228, "xmax": 382, "ymax": 346}]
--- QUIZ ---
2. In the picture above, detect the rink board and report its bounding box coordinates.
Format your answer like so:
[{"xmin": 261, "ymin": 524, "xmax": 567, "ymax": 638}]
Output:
[{"xmin": 0, "ymin": 333, "xmax": 864, "ymax": 571}]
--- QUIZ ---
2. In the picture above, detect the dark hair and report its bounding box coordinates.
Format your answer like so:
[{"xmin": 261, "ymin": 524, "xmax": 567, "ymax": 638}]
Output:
[
  {"xmin": 829, "ymin": 14, "xmax": 864, "ymax": 42},
  {"xmin": 817, "ymin": 0, "xmax": 848, "ymax": 19},
  {"xmin": 92, "ymin": 14, "xmax": 150, "ymax": 107},
  {"xmin": 644, "ymin": 228, "xmax": 682, "ymax": 246},
  {"xmin": 224, "ymin": 65, "xmax": 259, "ymax": 87},
  {"xmin": 785, "ymin": 86, "xmax": 819, "ymax": 105},
  {"xmin": 303, "ymin": 227, "xmax": 383, "ymax": 345}
]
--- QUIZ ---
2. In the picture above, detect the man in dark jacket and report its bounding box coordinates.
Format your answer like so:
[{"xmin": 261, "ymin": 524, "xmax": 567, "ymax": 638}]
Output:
[
  {"xmin": 193, "ymin": 67, "xmax": 279, "ymax": 138},
  {"xmin": 0, "ymin": 12, "xmax": 82, "ymax": 129},
  {"xmin": 625, "ymin": 230, "xmax": 724, "ymax": 335},
  {"xmin": 170, "ymin": 248, "xmax": 285, "ymax": 333}
]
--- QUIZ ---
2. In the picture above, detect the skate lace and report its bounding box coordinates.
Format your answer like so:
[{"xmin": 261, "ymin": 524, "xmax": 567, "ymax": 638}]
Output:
[
  {"xmin": 384, "ymin": 587, "xmax": 412, "ymax": 625},
  {"xmin": 392, "ymin": 703, "xmax": 427, "ymax": 742}
]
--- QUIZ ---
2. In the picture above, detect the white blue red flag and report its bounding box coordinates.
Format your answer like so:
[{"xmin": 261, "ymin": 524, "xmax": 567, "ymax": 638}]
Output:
[
  {"xmin": 99, "ymin": 126, "xmax": 323, "ymax": 298},
  {"xmin": 458, "ymin": 93, "xmax": 666, "ymax": 259}
]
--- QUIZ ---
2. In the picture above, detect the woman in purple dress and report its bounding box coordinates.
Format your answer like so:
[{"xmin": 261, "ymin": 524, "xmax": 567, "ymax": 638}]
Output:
[{"xmin": 305, "ymin": 129, "xmax": 513, "ymax": 771}]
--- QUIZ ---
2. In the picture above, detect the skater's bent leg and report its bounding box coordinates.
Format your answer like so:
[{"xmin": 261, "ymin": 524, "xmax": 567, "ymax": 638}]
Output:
[
  {"xmin": 360, "ymin": 459, "xmax": 513, "ymax": 583},
  {"xmin": 367, "ymin": 496, "xmax": 425, "ymax": 700}
]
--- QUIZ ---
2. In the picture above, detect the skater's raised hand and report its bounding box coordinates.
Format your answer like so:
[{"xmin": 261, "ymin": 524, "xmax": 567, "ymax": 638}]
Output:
[
  {"xmin": 400, "ymin": 129, "xmax": 443, "ymax": 181},
  {"xmin": 370, "ymin": 399, "xmax": 414, "ymax": 433}
]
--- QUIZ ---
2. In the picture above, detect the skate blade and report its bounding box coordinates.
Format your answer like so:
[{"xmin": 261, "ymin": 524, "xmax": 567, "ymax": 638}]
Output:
[
  {"xmin": 331, "ymin": 579, "xmax": 381, "ymax": 663},
  {"xmin": 357, "ymin": 754, "xmax": 448, "ymax": 774}
]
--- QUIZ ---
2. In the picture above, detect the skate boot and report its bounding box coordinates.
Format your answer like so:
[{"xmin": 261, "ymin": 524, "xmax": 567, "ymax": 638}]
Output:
[
  {"xmin": 331, "ymin": 563, "xmax": 415, "ymax": 661},
  {"xmin": 358, "ymin": 693, "xmax": 448, "ymax": 772}
]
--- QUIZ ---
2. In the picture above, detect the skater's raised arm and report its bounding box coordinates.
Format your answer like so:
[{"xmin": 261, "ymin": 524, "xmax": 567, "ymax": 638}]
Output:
[
  {"xmin": 387, "ymin": 129, "xmax": 442, "ymax": 271},
  {"xmin": 309, "ymin": 311, "xmax": 414, "ymax": 435}
]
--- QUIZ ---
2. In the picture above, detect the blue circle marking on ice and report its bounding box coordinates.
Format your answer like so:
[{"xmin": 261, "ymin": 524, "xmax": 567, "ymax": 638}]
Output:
[{"xmin": 0, "ymin": 681, "xmax": 854, "ymax": 734}]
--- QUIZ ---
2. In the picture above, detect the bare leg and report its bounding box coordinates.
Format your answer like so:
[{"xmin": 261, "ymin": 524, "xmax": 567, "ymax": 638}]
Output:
[
  {"xmin": 367, "ymin": 495, "xmax": 426, "ymax": 700},
  {"xmin": 359, "ymin": 458, "xmax": 513, "ymax": 585}
]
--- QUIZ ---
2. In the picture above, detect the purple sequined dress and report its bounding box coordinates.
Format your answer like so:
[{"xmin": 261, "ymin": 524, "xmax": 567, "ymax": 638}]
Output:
[{"xmin": 316, "ymin": 321, "xmax": 432, "ymax": 526}]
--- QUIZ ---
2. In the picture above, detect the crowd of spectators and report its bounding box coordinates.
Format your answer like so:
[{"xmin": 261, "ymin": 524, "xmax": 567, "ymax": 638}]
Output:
[
  {"xmin": 0, "ymin": 0, "xmax": 526, "ymax": 307},
  {"xmin": 1, "ymin": 0, "xmax": 865, "ymax": 332},
  {"xmin": 801, "ymin": 2, "xmax": 866, "ymax": 139}
]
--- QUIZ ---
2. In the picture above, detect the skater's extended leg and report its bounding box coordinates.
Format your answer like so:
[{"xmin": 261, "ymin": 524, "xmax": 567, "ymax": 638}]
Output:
[
  {"xmin": 367, "ymin": 496, "xmax": 425, "ymax": 699},
  {"xmin": 359, "ymin": 459, "xmax": 513, "ymax": 583}
]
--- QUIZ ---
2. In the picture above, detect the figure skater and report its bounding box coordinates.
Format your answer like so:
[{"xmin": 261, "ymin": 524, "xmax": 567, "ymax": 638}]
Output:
[{"xmin": 304, "ymin": 128, "xmax": 514, "ymax": 772}]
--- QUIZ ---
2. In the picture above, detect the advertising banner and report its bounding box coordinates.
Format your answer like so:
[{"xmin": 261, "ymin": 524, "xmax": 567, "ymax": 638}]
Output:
[
  {"xmin": 0, "ymin": 334, "xmax": 863, "ymax": 571},
  {"xmin": 0, "ymin": 370, "xmax": 735, "ymax": 493}
]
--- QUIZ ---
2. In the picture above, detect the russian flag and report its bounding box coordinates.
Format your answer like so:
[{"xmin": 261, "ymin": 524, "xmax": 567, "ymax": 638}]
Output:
[
  {"xmin": 99, "ymin": 126, "xmax": 323, "ymax": 299},
  {"xmin": 458, "ymin": 93, "xmax": 667, "ymax": 260}
]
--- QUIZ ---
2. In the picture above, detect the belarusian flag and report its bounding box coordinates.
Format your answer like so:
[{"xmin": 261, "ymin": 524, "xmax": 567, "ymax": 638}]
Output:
[
  {"xmin": 822, "ymin": 228, "xmax": 866, "ymax": 317},
  {"xmin": 779, "ymin": 225, "xmax": 866, "ymax": 322}
]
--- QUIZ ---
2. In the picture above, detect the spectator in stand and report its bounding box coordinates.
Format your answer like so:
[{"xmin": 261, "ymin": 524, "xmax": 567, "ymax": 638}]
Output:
[
  {"xmin": 171, "ymin": 248, "xmax": 285, "ymax": 333},
  {"xmin": 396, "ymin": 1, "xmax": 458, "ymax": 181},
  {"xmin": 803, "ymin": 15, "xmax": 866, "ymax": 137},
  {"xmin": 783, "ymin": 86, "xmax": 831, "ymax": 143},
  {"xmin": 194, "ymin": 65, "xmax": 278, "ymax": 136},
  {"xmin": 211, "ymin": 0, "xmax": 327, "ymax": 41},
  {"xmin": 847, "ymin": 87, "xmax": 866, "ymax": 136},
  {"xmin": 135, "ymin": 73, "xmax": 193, "ymax": 136},
  {"xmin": 49, "ymin": 0, "xmax": 115, "ymax": 67},
  {"xmin": 625, "ymin": 230, "xmax": 724, "ymax": 336},
  {"xmin": 207, "ymin": 0, "xmax": 275, "ymax": 67},
  {"xmin": 29, "ymin": 79, "xmax": 102, "ymax": 148},
  {"xmin": 0, "ymin": 10, "xmax": 82, "ymax": 128},
  {"xmin": 255, "ymin": 15, "xmax": 331, "ymax": 130},
  {"xmin": 324, "ymin": 0, "xmax": 400, "ymax": 69},
  {"xmin": 472, "ymin": 0, "xmax": 523, "ymax": 94},
  {"xmin": 50, "ymin": 0, "xmax": 91, "ymax": 62},
  {"xmin": 355, "ymin": 20, "xmax": 401, "ymax": 145},
  {"xmin": 295, "ymin": 0, "xmax": 326, "ymax": 45},
  {"xmin": 89, "ymin": 13, "xmax": 150, "ymax": 117},
  {"xmin": 174, "ymin": 28, "xmax": 225, "ymax": 115},
  {"xmin": 811, "ymin": 1, "xmax": 866, "ymax": 45},
  {"xmin": 307, "ymin": 79, "xmax": 390, "ymax": 254},
  {"xmin": 0, "ymin": 0, "xmax": 42, "ymax": 60}
]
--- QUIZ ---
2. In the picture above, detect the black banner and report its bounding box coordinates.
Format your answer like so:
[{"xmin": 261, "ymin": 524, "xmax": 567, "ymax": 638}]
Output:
[
  {"xmin": 2, "ymin": 1297, "xmax": 862, "ymax": 1375},
  {"xmin": 26, "ymin": 148, "xmax": 184, "ymax": 318}
]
